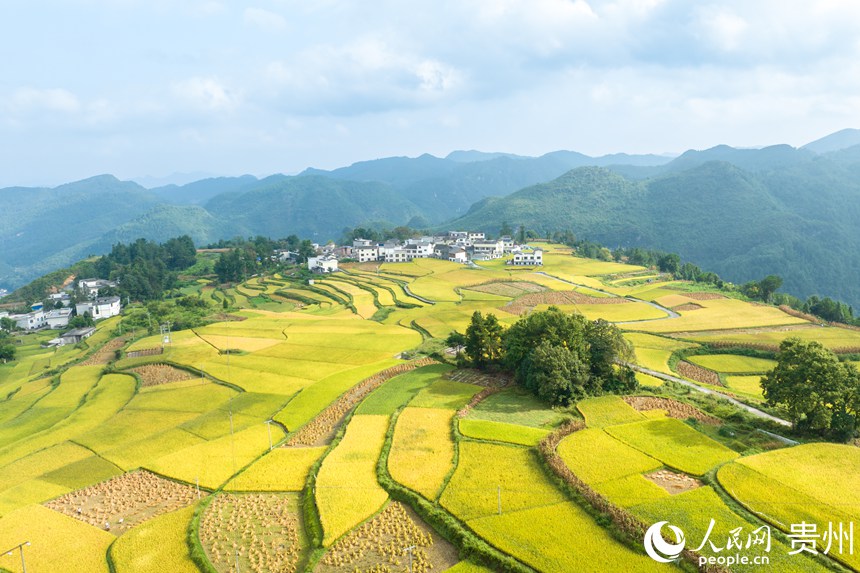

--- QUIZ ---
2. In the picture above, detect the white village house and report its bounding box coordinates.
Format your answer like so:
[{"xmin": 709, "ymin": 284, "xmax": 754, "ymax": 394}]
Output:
[
  {"xmin": 307, "ymin": 255, "xmax": 338, "ymax": 274},
  {"xmin": 45, "ymin": 308, "xmax": 73, "ymax": 329},
  {"xmin": 75, "ymin": 296, "xmax": 121, "ymax": 320},
  {"xmin": 510, "ymin": 248, "xmax": 543, "ymax": 266},
  {"xmin": 78, "ymin": 278, "xmax": 117, "ymax": 299}
]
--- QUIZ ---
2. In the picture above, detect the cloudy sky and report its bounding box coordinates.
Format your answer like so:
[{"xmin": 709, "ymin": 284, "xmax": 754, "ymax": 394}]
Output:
[{"xmin": 1, "ymin": 0, "xmax": 859, "ymax": 186}]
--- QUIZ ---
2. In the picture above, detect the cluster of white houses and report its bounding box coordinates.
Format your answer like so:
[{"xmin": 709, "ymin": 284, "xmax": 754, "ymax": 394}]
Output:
[
  {"xmin": 0, "ymin": 278, "xmax": 121, "ymax": 334},
  {"xmin": 306, "ymin": 231, "xmax": 542, "ymax": 273}
]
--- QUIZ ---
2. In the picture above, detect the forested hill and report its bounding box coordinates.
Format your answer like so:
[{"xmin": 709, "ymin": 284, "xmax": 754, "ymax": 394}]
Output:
[{"xmin": 448, "ymin": 147, "xmax": 860, "ymax": 306}]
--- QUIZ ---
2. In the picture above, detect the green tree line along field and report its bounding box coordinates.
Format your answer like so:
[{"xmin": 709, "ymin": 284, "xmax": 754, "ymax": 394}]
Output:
[{"xmin": 1, "ymin": 243, "xmax": 859, "ymax": 572}]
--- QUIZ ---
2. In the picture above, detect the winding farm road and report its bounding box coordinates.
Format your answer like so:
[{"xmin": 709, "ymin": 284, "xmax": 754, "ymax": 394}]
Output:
[{"xmin": 626, "ymin": 362, "xmax": 791, "ymax": 427}]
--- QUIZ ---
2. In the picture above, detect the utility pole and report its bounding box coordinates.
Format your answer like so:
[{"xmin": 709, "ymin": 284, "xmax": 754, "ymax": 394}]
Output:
[
  {"xmin": 3, "ymin": 541, "xmax": 30, "ymax": 573},
  {"xmin": 265, "ymin": 419, "xmax": 274, "ymax": 451},
  {"xmin": 404, "ymin": 545, "xmax": 416, "ymax": 573}
]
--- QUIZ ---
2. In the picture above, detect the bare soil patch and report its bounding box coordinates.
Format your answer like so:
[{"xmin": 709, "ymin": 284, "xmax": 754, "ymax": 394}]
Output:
[
  {"xmin": 672, "ymin": 303, "xmax": 704, "ymax": 312},
  {"xmin": 126, "ymin": 347, "xmax": 164, "ymax": 358},
  {"xmin": 130, "ymin": 364, "xmax": 196, "ymax": 387},
  {"xmin": 80, "ymin": 337, "xmax": 128, "ymax": 366},
  {"xmin": 504, "ymin": 290, "xmax": 627, "ymax": 315},
  {"xmin": 445, "ymin": 368, "xmax": 513, "ymax": 388},
  {"xmin": 675, "ymin": 361, "xmax": 722, "ymax": 386},
  {"xmin": 44, "ymin": 470, "xmax": 197, "ymax": 535},
  {"xmin": 645, "ymin": 469, "xmax": 702, "ymax": 495},
  {"xmin": 316, "ymin": 502, "xmax": 458, "ymax": 573},
  {"xmin": 624, "ymin": 396, "xmax": 721, "ymax": 425},
  {"xmin": 201, "ymin": 493, "xmax": 302, "ymax": 573},
  {"xmin": 469, "ymin": 281, "xmax": 547, "ymax": 297},
  {"xmin": 680, "ymin": 292, "xmax": 726, "ymax": 300}
]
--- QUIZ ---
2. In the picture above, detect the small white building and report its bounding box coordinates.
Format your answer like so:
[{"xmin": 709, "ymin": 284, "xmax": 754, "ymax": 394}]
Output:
[
  {"xmin": 48, "ymin": 292, "xmax": 72, "ymax": 307},
  {"xmin": 45, "ymin": 308, "xmax": 73, "ymax": 329},
  {"xmin": 448, "ymin": 231, "xmax": 468, "ymax": 240},
  {"xmin": 76, "ymin": 296, "xmax": 121, "ymax": 320},
  {"xmin": 11, "ymin": 309, "xmax": 46, "ymax": 330},
  {"xmin": 78, "ymin": 278, "xmax": 117, "ymax": 299},
  {"xmin": 58, "ymin": 327, "xmax": 96, "ymax": 345},
  {"xmin": 471, "ymin": 240, "xmax": 504, "ymax": 260},
  {"xmin": 308, "ymin": 255, "xmax": 338, "ymax": 274},
  {"xmin": 355, "ymin": 245, "xmax": 381, "ymax": 263},
  {"xmin": 467, "ymin": 232, "xmax": 486, "ymax": 242},
  {"xmin": 510, "ymin": 248, "xmax": 543, "ymax": 266},
  {"xmin": 353, "ymin": 238, "xmax": 375, "ymax": 248},
  {"xmin": 448, "ymin": 247, "xmax": 468, "ymax": 263}
]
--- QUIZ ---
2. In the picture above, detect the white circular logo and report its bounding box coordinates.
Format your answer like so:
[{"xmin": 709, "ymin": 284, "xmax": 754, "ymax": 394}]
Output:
[{"xmin": 644, "ymin": 521, "xmax": 686, "ymax": 563}]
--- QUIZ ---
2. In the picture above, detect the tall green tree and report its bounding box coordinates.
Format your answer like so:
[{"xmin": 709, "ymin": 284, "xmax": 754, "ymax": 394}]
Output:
[
  {"xmin": 523, "ymin": 341, "xmax": 591, "ymax": 405},
  {"xmin": 758, "ymin": 275, "xmax": 783, "ymax": 303},
  {"xmin": 464, "ymin": 311, "xmax": 504, "ymax": 368},
  {"xmin": 762, "ymin": 338, "xmax": 860, "ymax": 439}
]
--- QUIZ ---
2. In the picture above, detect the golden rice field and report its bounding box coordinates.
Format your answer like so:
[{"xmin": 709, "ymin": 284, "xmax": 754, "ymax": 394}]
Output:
[
  {"xmin": 316, "ymin": 415, "xmax": 390, "ymax": 545},
  {"xmin": 605, "ymin": 418, "xmax": 739, "ymax": 475},
  {"xmin": 388, "ymin": 407, "xmax": 455, "ymax": 499},
  {"xmin": 575, "ymin": 395, "xmax": 646, "ymax": 428},
  {"xmin": 110, "ymin": 505, "xmax": 200, "ymax": 573},
  {"xmin": 687, "ymin": 354, "xmax": 777, "ymax": 373},
  {"xmin": 1, "ymin": 251, "xmax": 855, "ymax": 573}
]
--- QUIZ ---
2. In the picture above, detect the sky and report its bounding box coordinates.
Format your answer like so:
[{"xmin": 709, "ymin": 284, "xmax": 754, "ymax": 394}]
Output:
[{"xmin": 1, "ymin": 0, "xmax": 859, "ymax": 187}]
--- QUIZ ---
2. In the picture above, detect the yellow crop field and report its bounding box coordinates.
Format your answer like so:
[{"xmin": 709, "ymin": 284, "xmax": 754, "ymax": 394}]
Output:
[
  {"xmin": 389, "ymin": 408, "xmax": 455, "ymax": 499},
  {"xmin": 690, "ymin": 324, "xmax": 860, "ymax": 351},
  {"xmin": 734, "ymin": 444, "xmax": 860, "ymax": 515},
  {"xmin": 631, "ymin": 298, "xmax": 810, "ymax": 333},
  {"xmin": 576, "ymin": 395, "xmax": 645, "ymax": 428},
  {"xmin": 195, "ymin": 334, "xmax": 283, "ymax": 352},
  {"xmin": 687, "ymin": 354, "xmax": 777, "ymax": 373},
  {"xmin": 557, "ymin": 428, "xmax": 662, "ymax": 484},
  {"xmin": 0, "ymin": 504, "xmax": 114, "ymax": 573},
  {"xmin": 633, "ymin": 486, "xmax": 829, "ymax": 572},
  {"xmin": 624, "ymin": 332, "xmax": 698, "ymax": 373},
  {"xmin": 724, "ymin": 375, "xmax": 764, "ymax": 398},
  {"xmin": 469, "ymin": 501, "xmax": 662, "ymax": 573},
  {"xmin": 316, "ymin": 415, "xmax": 390, "ymax": 545},
  {"xmin": 534, "ymin": 301, "xmax": 667, "ymax": 322},
  {"xmin": 111, "ymin": 505, "xmax": 199, "ymax": 573},
  {"xmin": 147, "ymin": 423, "xmax": 285, "ymax": 489},
  {"xmin": 102, "ymin": 428, "xmax": 206, "ymax": 470},
  {"xmin": 0, "ymin": 441, "xmax": 92, "ymax": 492},
  {"xmin": 457, "ymin": 419, "xmax": 550, "ymax": 446},
  {"xmin": 0, "ymin": 479, "xmax": 70, "ymax": 517},
  {"xmin": 125, "ymin": 382, "xmax": 236, "ymax": 413},
  {"xmin": 440, "ymin": 441, "xmax": 565, "ymax": 521},
  {"xmin": 606, "ymin": 418, "xmax": 739, "ymax": 475},
  {"xmin": 77, "ymin": 410, "xmax": 198, "ymax": 454},
  {"xmin": 593, "ymin": 473, "xmax": 670, "ymax": 507},
  {"xmin": 225, "ymin": 447, "xmax": 326, "ymax": 491}
]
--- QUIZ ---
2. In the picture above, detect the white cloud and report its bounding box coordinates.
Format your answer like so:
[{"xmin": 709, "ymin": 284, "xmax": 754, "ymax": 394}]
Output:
[
  {"xmin": 171, "ymin": 77, "xmax": 240, "ymax": 111},
  {"xmin": 243, "ymin": 7, "xmax": 287, "ymax": 31},
  {"xmin": 5, "ymin": 87, "xmax": 81, "ymax": 114}
]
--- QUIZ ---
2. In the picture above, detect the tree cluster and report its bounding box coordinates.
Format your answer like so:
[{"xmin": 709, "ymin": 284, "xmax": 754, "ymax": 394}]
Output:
[
  {"xmin": 462, "ymin": 307, "xmax": 636, "ymax": 405},
  {"xmin": 762, "ymin": 338, "xmax": 860, "ymax": 441},
  {"xmin": 0, "ymin": 322, "xmax": 14, "ymax": 362},
  {"xmin": 95, "ymin": 236, "xmax": 198, "ymax": 301}
]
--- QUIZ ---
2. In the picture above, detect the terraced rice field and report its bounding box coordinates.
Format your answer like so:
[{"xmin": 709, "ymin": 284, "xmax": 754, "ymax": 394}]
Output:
[
  {"xmin": 388, "ymin": 407, "xmax": 455, "ymax": 498},
  {"xmin": 687, "ymin": 354, "xmax": 777, "ymax": 373},
  {"xmin": 605, "ymin": 418, "xmax": 739, "ymax": 475}
]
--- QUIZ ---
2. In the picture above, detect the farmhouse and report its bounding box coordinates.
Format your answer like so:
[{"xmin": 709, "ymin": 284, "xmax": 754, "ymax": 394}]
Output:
[
  {"xmin": 308, "ymin": 255, "xmax": 339, "ymax": 274},
  {"xmin": 470, "ymin": 239, "xmax": 504, "ymax": 260},
  {"xmin": 58, "ymin": 326, "xmax": 96, "ymax": 345},
  {"xmin": 10, "ymin": 310, "xmax": 46, "ymax": 331},
  {"xmin": 76, "ymin": 296, "xmax": 121, "ymax": 320},
  {"xmin": 78, "ymin": 278, "xmax": 117, "ymax": 298},
  {"xmin": 355, "ymin": 245, "xmax": 380, "ymax": 263},
  {"xmin": 48, "ymin": 292, "xmax": 72, "ymax": 307},
  {"xmin": 45, "ymin": 308, "xmax": 73, "ymax": 329},
  {"xmin": 510, "ymin": 248, "xmax": 543, "ymax": 266}
]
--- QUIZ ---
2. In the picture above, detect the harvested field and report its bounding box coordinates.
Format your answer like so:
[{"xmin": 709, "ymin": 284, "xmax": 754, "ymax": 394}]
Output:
[
  {"xmin": 468, "ymin": 281, "xmax": 547, "ymax": 298},
  {"xmin": 130, "ymin": 364, "xmax": 196, "ymax": 387},
  {"xmin": 44, "ymin": 470, "xmax": 197, "ymax": 535},
  {"xmin": 645, "ymin": 469, "xmax": 702, "ymax": 495},
  {"xmin": 623, "ymin": 396, "xmax": 721, "ymax": 424},
  {"xmin": 504, "ymin": 290, "xmax": 627, "ymax": 315},
  {"xmin": 286, "ymin": 358, "xmax": 436, "ymax": 446},
  {"xmin": 675, "ymin": 360, "xmax": 721, "ymax": 386},
  {"xmin": 81, "ymin": 337, "xmax": 127, "ymax": 365},
  {"xmin": 126, "ymin": 347, "xmax": 164, "ymax": 359},
  {"xmin": 679, "ymin": 292, "xmax": 726, "ymax": 300},
  {"xmin": 672, "ymin": 303, "xmax": 703, "ymax": 312},
  {"xmin": 317, "ymin": 502, "xmax": 457, "ymax": 573},
  {"xmin": 200, "ymin": 493, "xmax": 302, "ymax": 573},
  {"xmin": 444, "ymin": 368, "xmax": 513, "ymax": 388}
]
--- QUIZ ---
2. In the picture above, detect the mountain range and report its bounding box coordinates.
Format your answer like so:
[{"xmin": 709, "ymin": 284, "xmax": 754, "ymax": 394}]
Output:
[{"xmin": 2, "ymin": 129, "xmax": 860, "ymax": 306}]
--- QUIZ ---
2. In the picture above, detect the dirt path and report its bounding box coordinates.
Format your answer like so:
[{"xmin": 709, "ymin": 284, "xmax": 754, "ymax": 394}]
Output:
[{"xmin": 625, "ymin": 362, "xmax": 790, "ymax": 427}]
